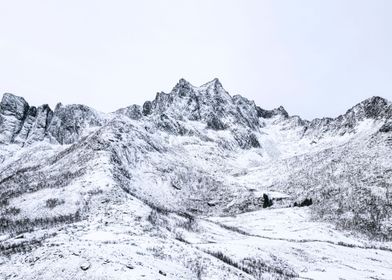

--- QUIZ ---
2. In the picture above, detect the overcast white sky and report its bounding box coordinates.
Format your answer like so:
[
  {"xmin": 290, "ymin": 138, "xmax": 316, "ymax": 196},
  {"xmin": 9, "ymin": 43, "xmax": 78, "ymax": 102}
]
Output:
[{"xmin": 0, "ymin": 1, "xmax": 391, "ymax": 119}]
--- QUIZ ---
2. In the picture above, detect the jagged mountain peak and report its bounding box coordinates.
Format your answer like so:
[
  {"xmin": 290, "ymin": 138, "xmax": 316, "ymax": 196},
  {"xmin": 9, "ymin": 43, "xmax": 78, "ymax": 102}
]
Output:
[
  {"xmin": 295, "ymin": 96, "xmax": 392, "ymax": 140},
  {"xmin": 347, "ymin": 95, "xmax": 391, "ymax": 119},
  {"xmin": 360, "ymin": 95, "xmax": 389, "ymax": 106},
  {"xmin": 0, "ymin": 93, "xmax": 29, "ymax": 119},
  {"xmin": 171, "ymin": 78, "xmax": 225, "ymax": 97},
  {"xmin": 1, "ymin": 92, "xmax": 27, "ymax": 103},
  {"xmin": 54, "ymin": 102, "xmax": 63, "ymax": 111},
  {"xmin": 176, "ymin": 78, "xmax": 193, "ymax": 87},
  {"xmin": 138, "ymin": 79, "xmax": 262, "ymax": 131},
  {"xmin": 198, "ymin": 78, "xmax": 229, "ymax": 99},
  {"xmin": 0, "ymin": 92, "xmax": 105, "ymax": 146},
  {"xmin": 171, "ymin": 78, "xmax": 195, "ymax": 98},
  {"xmin": 256, "ymin": 105, "xmax": 289, "ymax": 119},
  {"xmin": 200, "ymin": 77, "xmax": 222, "ymax": 88}
]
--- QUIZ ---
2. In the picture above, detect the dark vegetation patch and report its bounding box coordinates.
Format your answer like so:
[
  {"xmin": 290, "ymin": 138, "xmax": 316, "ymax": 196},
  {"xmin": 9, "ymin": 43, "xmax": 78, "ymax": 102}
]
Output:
[
  {"xmin": 204, "ymin": 250, "xmax": 298, "ymax": 279},
  {"xmin": 4, "ymin": 207, "xmax": 21, "ymax": 215},
  {"xmin": 45, "ymin": 198, "xmax": 65, "ymax": 209},
  {"xmin": 263, "ymin": 194, "xmax": 273, "ymax": 208},
  {"xmin": 293, "ymin": 198, "xmax": 313, "ymax": 207},
  {"xmin": 0, "ymin": 210, "xmax": 81, "ymax": 235},
  {"xmin": 0, "ymin": 232, "xmax": 57, "ymax": 256}
]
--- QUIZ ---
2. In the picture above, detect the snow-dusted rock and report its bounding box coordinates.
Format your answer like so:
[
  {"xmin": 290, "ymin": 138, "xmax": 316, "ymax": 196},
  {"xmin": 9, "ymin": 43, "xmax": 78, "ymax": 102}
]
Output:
[
  {"xmin": 0, "ymin": 93, "xmax": 29, "ymax": 144},
  {"xmin": 46, "ymin": 103, "xmax": 104, "ymax": 144},
  {"xmin": 80, "ymin": 261, "xmax": 91, "ymax": 271},
  {"xmin": 125, "ymin": 78, "xmax": 264, "ymax": 132},
  {"xmin": 116, "ymin": 104, "xmax": 142, "ymax": 120}
]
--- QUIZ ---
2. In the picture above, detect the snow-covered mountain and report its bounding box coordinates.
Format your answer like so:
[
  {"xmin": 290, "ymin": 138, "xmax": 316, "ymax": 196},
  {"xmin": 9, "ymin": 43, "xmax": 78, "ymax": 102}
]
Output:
[{"xmin": 0, "ymin": 79, "xmax": 391, "ymax": 280}]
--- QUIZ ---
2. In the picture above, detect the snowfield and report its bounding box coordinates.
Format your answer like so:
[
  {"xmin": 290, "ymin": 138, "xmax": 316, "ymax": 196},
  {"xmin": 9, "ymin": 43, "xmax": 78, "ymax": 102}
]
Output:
[
  {"xmin": 0, "ymin": 79, "xmax": 391, "ymax": 279},
  {"xmin": 1, "ymin": 204, "xmax": 391, "ymax": 279}
]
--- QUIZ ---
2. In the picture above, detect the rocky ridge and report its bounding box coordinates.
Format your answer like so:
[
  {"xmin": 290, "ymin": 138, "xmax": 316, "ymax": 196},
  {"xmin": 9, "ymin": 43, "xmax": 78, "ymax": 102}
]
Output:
[{"xmin": 2, "ymin": 79, "xmax": 391, "ymax": 149}]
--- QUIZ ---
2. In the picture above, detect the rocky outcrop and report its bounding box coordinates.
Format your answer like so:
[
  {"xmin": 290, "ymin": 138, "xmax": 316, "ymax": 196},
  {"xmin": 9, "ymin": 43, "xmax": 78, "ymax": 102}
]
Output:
[
  {"xmin": 14, "ymin": 105, "xmax": 53, "ymax": 145},
  {"xmin": 113, "ymin": 79, "xmax": 273, "ymax": 149},
  {"xmin": 116, "ymin": 105, "xmax": 142, "ymax": 120},
  {"xmin": 0, "ymin": 93, "xmax": 30, "ymax": 144},
  {"xmin": 0, "ymin": 94, "xmax": 104, "ymax": 146},
  {"xmin": 122, "ymin": 78, "xmax": 266, "ymax": 132},
  {"xmin": 379, "ymin": 120, "xmax": 392, "ymax": 133},
  {"xmin": 46, "ymin": 104, "xmax": 104, "ymax": 144},
  {"xmin": 256, "ymin": 106, "xmax": 289, "ymax": 119},
  {"xmin": 232, "ymin": 129, "xmax": 261, "ymax": 149},
  {"xmin": 206, "ymin": 114, "xmax": 226, "ymax": 130},
  {"xmin": 351, "ymin": 96, "xmax": 391, "ymax": 120}
]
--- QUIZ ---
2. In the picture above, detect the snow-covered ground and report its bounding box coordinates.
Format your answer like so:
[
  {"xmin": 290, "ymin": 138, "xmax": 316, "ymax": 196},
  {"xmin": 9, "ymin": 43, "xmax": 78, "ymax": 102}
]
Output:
[
  {"xmin": 205, "ymin": 208, "xmax": 392, "ymax": 280},
  {"xmin": 1, "ymin": 201, "xmax": 391, "ymax": 280}
]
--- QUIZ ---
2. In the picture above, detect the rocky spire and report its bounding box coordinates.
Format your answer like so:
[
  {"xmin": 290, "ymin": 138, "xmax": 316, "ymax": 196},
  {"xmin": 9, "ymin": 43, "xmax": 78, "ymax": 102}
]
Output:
[
  {"xmin": 0, "ymin": 93, "xmax": 29, "ymax": 120},
  {"xmin": 0, "ymin": 93, "xmax": 30, "ymax": 144}
]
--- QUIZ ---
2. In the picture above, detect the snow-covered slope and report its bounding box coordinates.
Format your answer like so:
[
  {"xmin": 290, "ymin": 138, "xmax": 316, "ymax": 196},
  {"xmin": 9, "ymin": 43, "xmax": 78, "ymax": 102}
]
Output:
[{"xmin": 0, "ymin": 79, "xmax": 391, "ymax": 279}]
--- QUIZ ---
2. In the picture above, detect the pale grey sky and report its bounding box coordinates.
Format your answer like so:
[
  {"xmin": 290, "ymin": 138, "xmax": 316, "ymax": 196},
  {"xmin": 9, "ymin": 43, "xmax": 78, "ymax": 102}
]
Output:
[{"xmin": 0, "ymin": 0, "xmax": 391, "ymax": 119}]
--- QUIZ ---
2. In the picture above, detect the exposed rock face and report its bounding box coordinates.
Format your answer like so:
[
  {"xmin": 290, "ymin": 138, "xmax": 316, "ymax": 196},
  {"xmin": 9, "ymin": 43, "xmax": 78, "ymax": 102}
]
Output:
[
  {"xmin": 47, "ymin": 104, "xmax": 104, "ymax": 144},
  {"xmin": 0, "ymin": 94, "xmax": 104, "ymax": 146},
  {"xmin": 232, "ymin": 129, "xmax": 261, "ymax": 149},
  {"xmin": 0, "ymin": 93, "xmax": 29, "ymax": 119},
  {"xmin": 135, "ymin": 79, "xmax": 264, "ymax": 131},
  {"xmin": 116, "ymin": 105, "xmax": 142, "ymax": 120},
  {"xmin": 14, "ymin": 105, "xmax": 53, "ymax": 145},
  {"xmin": 142, "ymin": 101, "xmax": 153, "ymax": 116},
  {"xmin": 206, "ymin": 114, "xmax": 226, "ymax": 130},
  {"xmin": 353, "ymin": 96, "xmax": 391, "ymax": 119},
  {"xmin": 256, "ymin": 105, "xmax": 289, "ymax": 119},
  {"xmin": 380, "ymin": 120, "xmax": 392, "ymax": 133},
  {"xmin": 0, "ymin": 93, "xmax": 29, "ymax": 144}
]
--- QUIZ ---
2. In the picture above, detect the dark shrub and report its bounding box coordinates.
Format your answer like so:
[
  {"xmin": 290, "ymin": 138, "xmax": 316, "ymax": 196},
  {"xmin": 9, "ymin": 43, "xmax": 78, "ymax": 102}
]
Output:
[
  {"xmin": 4, "ymin": 207, "xmax": 21, "ymax": 215},
  {"xmin": 294, "ymin": 198, "xmax": 313, "ymax": 207},
  {"xmin": 45, "ymin": 198, "xmax": 65, "ymax": 209},
  {"xmin": 263, "ymin": 194, "xmax": 273, "ymax": 208},
  {"xmin": 300, "ymin": 198, "xmax": 313, "ymax": 207}
]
